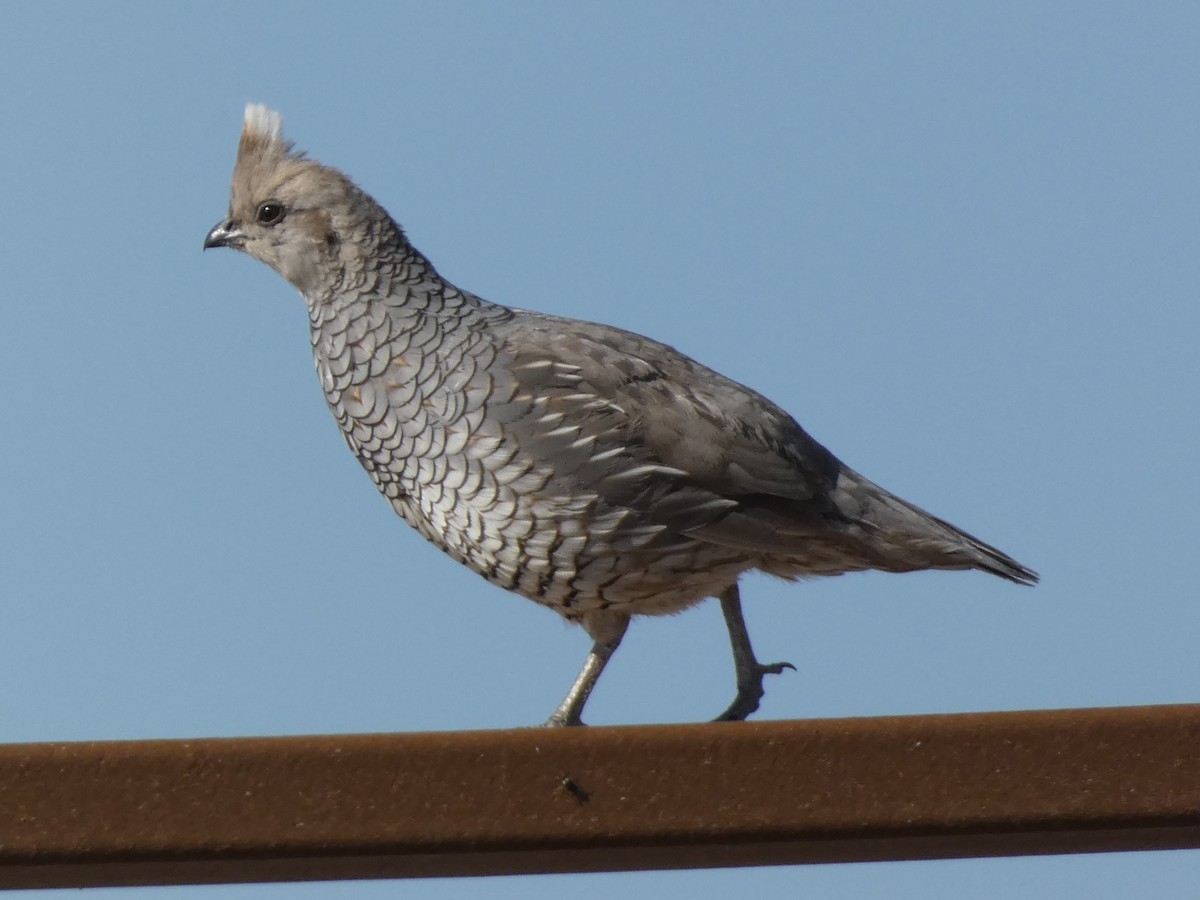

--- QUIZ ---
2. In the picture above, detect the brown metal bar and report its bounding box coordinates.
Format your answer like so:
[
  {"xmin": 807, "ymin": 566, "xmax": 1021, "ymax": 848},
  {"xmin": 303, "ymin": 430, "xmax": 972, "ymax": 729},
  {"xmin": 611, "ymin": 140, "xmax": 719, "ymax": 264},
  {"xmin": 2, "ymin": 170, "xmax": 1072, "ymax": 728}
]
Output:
[{"xmin": 1, "ymin": 704, "xmax": 1198, "ymax": 889}]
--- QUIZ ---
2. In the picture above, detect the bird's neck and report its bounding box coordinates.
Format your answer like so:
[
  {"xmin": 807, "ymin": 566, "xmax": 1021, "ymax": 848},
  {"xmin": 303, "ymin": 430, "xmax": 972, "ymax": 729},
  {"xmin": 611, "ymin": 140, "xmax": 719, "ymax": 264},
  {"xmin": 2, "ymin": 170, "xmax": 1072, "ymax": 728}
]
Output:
[
  {"xmin": 303, "ymin": 208, "xmax": 444, "ymax": 305},
  {"xmin": 304, "ymin": 210, "xmax": 502, "ymax": 337}
]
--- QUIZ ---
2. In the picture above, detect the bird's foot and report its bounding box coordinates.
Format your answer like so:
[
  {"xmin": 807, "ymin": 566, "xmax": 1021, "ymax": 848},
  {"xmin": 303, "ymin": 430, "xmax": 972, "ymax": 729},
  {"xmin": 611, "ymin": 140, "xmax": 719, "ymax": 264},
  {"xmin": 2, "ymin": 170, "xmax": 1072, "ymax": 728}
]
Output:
[
  {"xmin": 542, "ymin": 710, "xmax": 586, "ymax": 728},
  {"xmin": 713, "ymin": 659, "xmax": 796, "ymax": 722},
  {"xmin": 542, "ymin": 616, "xmax": 629, "ymax": 728}
]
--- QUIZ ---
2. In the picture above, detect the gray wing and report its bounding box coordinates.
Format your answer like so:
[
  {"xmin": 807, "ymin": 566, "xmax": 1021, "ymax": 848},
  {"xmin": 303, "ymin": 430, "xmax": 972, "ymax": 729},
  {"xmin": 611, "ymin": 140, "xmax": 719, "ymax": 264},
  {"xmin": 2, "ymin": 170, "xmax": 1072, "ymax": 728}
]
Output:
[
  {"xmin": 487, "ymin": 311, "xmax": 1038, "ymax": 585},
  {"xmin": 488, "ymin": 312, "xmax": 841, "ymax": 531}
]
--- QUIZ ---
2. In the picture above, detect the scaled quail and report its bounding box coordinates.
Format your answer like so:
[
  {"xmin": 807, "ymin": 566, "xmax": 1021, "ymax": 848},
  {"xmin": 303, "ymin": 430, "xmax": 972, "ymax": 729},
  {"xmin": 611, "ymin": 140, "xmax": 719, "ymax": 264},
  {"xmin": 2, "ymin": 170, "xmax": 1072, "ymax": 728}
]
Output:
[{"xmin": 204, "ymin": 105, "xmax": 1037, "ymax": 726}]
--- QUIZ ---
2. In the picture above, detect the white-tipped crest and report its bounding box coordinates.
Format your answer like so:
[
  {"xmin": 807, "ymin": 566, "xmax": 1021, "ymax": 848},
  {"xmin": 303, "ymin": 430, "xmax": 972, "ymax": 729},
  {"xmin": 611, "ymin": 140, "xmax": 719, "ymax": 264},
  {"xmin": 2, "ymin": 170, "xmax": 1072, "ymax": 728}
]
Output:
[{"xmin": 243, "ymin": 103, "xmax": 283, "ymax": 143}]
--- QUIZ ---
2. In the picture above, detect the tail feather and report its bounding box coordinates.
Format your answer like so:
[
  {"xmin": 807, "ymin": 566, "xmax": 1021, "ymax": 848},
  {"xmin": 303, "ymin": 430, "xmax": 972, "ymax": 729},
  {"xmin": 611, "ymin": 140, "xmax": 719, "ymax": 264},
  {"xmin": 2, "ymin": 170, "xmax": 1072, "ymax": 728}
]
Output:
[
  {"xmin": 682, "ymin": 466, "xmax": 1039, "ymax": 584},
  {"xmin": 836, "ymin": 468, "xmax": 1039, "ymax": 586},
  {"xmin": 923, "ymin": 510, "xmax": 1039, "ymax": 585}
]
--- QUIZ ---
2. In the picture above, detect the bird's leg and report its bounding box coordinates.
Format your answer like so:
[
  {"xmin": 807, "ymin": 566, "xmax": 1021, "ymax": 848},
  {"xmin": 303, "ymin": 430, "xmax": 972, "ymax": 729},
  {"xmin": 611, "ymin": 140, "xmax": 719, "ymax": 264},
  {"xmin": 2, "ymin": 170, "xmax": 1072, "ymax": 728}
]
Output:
[
  {"xmin": 544, "ymin": 615, "xmax": 630, "ymax": 727},
  {"xmin": 714, "ymin": 584, "xmax": 795, "ymax": 721}
]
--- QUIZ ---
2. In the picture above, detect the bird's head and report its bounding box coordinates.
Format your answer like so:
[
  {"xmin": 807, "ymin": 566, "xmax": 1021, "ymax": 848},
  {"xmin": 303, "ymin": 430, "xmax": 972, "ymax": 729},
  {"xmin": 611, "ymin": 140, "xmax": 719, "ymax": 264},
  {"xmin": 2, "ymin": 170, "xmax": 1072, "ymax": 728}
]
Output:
[{"xmin": 204, "ymin": 104, "xmax": 370, "ymax": 297}]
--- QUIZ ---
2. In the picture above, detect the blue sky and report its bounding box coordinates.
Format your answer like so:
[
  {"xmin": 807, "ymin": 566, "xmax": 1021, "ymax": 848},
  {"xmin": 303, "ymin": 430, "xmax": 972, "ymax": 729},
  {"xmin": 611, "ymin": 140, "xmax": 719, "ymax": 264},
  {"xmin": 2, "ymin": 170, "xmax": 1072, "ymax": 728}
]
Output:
[{"xmin": 1, "ymin": 1, "xmax": 1198, "ymax": 897}]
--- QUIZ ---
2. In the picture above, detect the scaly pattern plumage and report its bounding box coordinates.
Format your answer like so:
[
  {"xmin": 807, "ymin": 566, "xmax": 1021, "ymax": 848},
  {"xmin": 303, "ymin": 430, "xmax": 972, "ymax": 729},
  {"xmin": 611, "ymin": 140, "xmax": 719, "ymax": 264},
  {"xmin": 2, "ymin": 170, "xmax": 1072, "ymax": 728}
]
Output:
[{"xmin": 205, "ymin": 104, "xmax": 1037, "ymax": 725}]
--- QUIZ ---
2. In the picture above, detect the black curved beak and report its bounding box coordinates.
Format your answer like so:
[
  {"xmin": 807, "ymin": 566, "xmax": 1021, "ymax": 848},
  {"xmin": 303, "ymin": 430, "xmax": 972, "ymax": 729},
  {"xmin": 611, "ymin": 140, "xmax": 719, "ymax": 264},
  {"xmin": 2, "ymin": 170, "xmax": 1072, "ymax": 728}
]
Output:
[{"xmin": 203, "ymin": 219, "xmax": 244, "ymax": 250}]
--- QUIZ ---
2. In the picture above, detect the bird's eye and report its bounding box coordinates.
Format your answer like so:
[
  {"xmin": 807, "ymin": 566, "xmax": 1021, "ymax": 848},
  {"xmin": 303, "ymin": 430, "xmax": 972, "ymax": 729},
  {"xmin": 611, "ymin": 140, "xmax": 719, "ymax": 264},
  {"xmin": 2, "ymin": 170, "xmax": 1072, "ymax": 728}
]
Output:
[{"xmin": 256, "ymin": 201, "xmax": 285, "ymax": 225}]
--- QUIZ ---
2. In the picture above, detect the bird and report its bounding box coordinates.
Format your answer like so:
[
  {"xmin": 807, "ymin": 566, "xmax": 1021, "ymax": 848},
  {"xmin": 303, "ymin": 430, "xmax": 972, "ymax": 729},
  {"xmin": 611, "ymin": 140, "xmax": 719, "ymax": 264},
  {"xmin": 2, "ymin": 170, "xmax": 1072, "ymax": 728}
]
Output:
[{"xmin": 204, "ymin": 104, "xmax": 1037, "ymax": 727}]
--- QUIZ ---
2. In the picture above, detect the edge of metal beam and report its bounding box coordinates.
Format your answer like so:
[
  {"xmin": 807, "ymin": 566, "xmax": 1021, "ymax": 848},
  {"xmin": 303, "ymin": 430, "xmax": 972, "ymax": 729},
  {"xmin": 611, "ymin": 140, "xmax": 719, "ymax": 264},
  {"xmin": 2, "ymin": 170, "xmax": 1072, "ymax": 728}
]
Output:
[{"xmin": 2, "ymin": 704, "xmax": 1199, "ymax": 889}]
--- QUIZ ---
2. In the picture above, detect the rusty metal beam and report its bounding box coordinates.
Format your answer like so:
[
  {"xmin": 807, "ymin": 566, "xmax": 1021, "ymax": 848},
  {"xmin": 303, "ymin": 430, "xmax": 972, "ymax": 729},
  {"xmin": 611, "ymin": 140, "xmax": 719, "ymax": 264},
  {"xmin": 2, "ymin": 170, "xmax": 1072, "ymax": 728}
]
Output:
[{"xmin": 1, "ymin": 704, "xmax": 1198, "ymax": 889}]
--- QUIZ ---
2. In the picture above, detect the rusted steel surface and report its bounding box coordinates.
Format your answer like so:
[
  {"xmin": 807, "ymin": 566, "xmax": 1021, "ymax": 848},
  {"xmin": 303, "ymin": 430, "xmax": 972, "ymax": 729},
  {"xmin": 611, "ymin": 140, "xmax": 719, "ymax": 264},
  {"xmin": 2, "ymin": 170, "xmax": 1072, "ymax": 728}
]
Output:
[{"xmin": 1, "ymin": 704, "xmax": 1198, "ymax": 889}]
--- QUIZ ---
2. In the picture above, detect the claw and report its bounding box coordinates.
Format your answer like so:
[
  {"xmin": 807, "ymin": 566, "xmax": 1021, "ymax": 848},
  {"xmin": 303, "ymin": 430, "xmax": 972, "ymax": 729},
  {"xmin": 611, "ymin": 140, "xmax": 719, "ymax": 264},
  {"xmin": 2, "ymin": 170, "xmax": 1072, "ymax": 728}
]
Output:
[
  {"xmin": 714, "ymin": 658, "xmax": 796, "ymax": 722},
  {"xmin": 762, "ymin": 660, "xmax": 796, "ymax": 676}
]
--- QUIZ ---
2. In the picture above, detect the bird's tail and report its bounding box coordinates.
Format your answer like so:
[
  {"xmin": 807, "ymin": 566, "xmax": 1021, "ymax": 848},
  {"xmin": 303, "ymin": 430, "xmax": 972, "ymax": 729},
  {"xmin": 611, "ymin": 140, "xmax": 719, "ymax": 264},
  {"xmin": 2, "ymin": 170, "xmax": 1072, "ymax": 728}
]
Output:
[{"xmin": 835, "ymin": 468, "xmax": 1039, "ymax": 586}]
